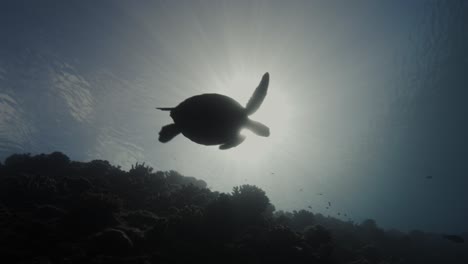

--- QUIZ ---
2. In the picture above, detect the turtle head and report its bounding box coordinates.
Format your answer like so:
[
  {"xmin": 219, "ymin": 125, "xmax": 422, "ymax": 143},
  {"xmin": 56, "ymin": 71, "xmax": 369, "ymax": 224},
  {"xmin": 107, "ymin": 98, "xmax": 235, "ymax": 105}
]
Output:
[{"xmin": 244, "ymin": 118, "xmax": 270, "ymax": 137}]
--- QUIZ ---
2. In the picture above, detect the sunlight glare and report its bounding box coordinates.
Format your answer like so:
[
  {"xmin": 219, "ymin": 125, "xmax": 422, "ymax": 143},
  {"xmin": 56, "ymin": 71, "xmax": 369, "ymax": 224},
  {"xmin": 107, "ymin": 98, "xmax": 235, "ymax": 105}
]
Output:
[{"xmin": 213, "ymin": 70, "xmax": 294, "ymax": 165}]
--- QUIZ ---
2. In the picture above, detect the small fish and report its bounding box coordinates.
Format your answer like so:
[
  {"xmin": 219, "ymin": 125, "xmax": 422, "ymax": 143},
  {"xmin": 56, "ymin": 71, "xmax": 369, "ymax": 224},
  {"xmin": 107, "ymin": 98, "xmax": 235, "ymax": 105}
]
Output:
[
  {"xmin": 299, "ymin": 188, "xmax": 303, "ymax": 192},
  {"xmin": 308, "ymin": 206, "xmax": 312, "ymax": 209},
  {"xmin": 425, "ymin": 176, "xmax": 433, "ymax": 180},
  {"xmin": 328, "ymin": 201, "xmax": 331, "ymax": 206}
]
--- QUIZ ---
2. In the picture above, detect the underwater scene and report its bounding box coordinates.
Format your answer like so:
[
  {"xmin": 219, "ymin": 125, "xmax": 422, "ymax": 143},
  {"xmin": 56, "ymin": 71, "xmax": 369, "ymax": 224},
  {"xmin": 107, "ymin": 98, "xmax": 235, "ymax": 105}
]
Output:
[{"xmin": 0, "ymin": 1, "xmax": 467, "ymax": 263}]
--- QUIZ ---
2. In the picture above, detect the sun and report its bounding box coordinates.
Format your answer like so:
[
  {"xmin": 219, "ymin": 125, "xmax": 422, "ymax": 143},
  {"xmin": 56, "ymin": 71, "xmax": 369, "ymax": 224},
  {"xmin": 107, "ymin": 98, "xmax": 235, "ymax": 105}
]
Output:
[{"xmin": 212, "ymin": 70, "xmax": 294, "ymax": 165}]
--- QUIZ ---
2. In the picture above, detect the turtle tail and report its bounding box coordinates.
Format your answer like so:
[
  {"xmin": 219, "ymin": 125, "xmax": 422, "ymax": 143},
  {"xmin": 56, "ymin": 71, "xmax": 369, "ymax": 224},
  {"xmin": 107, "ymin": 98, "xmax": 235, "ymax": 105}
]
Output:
[
  {"xmin": 159, "ymin": 124, "xmax": 180, "ymax": 143},
  {"xmin": 245, "ymin": 119, "xmax": 270, "ymax": 137},
  {"xmin": 156, "ymin": 107, "xmax": 174, "ymax": 111}
]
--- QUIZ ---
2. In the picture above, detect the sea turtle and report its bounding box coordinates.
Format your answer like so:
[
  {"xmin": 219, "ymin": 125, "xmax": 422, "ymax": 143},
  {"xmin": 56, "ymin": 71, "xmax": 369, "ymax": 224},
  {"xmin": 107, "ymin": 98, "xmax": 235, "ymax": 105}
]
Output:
[{"xmin": 157, "ymin": 72, "xmax": 270, "ymax": 149}]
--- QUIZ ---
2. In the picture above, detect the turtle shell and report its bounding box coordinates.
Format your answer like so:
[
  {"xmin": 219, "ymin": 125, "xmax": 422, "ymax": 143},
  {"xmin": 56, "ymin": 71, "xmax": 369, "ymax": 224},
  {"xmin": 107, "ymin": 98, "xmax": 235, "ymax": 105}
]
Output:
[{"xmin": 170, "ymin": 93, "xmax": 247, "ymax": 145}]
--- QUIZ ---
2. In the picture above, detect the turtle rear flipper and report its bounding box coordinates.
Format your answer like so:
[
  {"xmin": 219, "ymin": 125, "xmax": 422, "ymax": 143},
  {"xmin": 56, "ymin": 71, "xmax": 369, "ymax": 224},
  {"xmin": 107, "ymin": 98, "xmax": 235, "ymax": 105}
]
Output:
[
  {"xmin": 159, "ymin": 124, "xmax": 181, "ymax": 143},
  {"xmin": 245, "ymin": 119, "xmax": 270, "ymax": 137},
  {"xmin": 156, "ymin": 107, "xmax": 174, "ymax": 111},
  {"xmin": 245, "ymin": 72, "xmax": 269, "ymax": 115},
  {"xmin": 219, "ymin": 135, "xmax": 246, "ymax": 150}
]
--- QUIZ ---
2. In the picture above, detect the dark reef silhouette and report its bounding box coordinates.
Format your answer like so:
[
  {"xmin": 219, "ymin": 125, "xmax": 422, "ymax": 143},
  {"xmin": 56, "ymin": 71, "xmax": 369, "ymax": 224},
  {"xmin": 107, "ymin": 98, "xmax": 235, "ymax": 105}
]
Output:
[
  {"xmin": 0, "ymin": 152, "xmax": 467, "ymax": 264},
  {"xmin": 157, "ymin": 72, "xmax": 270, "ymax": 149},
  {"xmin": 442, "ymin": 235, "xmax": 465, "ymax": 244}
]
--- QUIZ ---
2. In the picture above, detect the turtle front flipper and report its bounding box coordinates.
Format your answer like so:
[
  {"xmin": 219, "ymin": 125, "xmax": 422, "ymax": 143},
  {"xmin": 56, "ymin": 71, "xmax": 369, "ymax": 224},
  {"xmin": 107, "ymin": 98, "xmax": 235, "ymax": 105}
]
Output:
[
  {"xmin": 245, "ymin": 72, "xmax": 269, "ymax": 115},
  {"xmin": 219, "ymin": 134, "xmax": 246, "ymax": 150},
  {"xmin": 159, "ymin": 124, "xmax": 181, "ymax": 143}
]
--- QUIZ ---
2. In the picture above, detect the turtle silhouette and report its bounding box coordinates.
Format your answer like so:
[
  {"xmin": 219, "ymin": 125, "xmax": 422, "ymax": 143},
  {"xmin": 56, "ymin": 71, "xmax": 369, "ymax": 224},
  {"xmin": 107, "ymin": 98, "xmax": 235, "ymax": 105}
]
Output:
[{"xmin": 157, "ymin": 72, "xmax": 270, "ymax": 149}]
